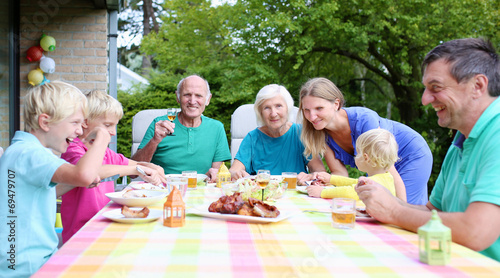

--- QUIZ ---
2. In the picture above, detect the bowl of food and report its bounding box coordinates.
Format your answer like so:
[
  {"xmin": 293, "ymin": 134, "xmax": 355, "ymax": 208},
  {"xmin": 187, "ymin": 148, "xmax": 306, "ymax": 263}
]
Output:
[
  {"xmin": 235, "ymin": 176, "xmax": 288, "ymax": 201},
  {"xmin": 221, "ymin": 182, "xmax": 239, "ymax": 196},
  {"xmin": 105, "ymin": 189, "xmax": 167, "ymax": 207}
]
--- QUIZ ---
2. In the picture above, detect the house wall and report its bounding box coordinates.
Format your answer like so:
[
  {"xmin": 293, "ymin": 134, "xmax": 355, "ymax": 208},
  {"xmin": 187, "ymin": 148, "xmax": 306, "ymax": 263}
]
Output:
[{"xmin": 19, "ymin": 0, "xmax": 108, "ymax": 127}]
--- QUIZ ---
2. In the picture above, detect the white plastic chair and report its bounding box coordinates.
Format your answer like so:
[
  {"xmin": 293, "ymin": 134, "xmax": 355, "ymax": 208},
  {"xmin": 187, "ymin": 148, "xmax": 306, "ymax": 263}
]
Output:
[{"xmin": 230, "ymin": 104, "xmax": 300, "ymax": 164}]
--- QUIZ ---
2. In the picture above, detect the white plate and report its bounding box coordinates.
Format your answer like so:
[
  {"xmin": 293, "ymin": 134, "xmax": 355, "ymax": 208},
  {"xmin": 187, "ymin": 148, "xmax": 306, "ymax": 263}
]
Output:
[
  {"xmin": 105, "ymin": 190, "xmax": 167, "ymax": 207},
  {"xmin": 129, "ymin": 182, "xmax": 169, "ymax": 192},
  {"xmin": 102, "ymin": 208, "xmax": 162, "ymax": 224},
  {"xmin": 296, "ymin": 186, "xmax": 308, "ymax": 194},
  {"xmin": 188, "ymin": 204, "xmax": 297, "ymax": 224}
]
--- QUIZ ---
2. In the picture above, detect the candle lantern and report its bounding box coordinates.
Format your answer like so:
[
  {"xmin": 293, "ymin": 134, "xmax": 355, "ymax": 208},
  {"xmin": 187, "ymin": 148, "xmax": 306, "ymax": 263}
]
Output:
[
  {"xmin": 418, "ymin": 210, "xmax": 451, "ymax": 265},
  {"xmin": 163, "ymin": 186, "xmax": 185, "ymax": 227},
  {"xmin": 217, "ymin": 163, "xmax": 230, "ymax": 188},
  {"xmin": 40, "ymin": 34, "xmax": 56, "ymax": 51},
  {"xmin": 28, "ymin": 68, "xmax": 49, "ymax": 86},
  {"xmin": 26, "ymin": 46, "xmax": 44, "ymax": 62},
  {"xmin": 40, "ymin": 56, "xmax": 56, "ymax": 73}
]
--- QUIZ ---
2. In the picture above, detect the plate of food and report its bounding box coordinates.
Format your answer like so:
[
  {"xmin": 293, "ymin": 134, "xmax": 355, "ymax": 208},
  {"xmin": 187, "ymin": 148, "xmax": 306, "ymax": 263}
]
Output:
[
  {"xmin": 296, "ymin": 186, "xmax": 308, "ymax": 194},
  {"xmin": 129, "ymin": 181, "xmax": 169, "ymax": 192},
  {"xmin": 188, "ymin": 192, "xmax": 297, "ymax": 224},
  {"xmin": 233, "ymin": 176, "xmax": 288, "ymax": 201},
  {"xmin": 102, "ymin": 207, "xmax": 162, "ymax": 224},
  {"xmin": 105, "ymin": 189, "xmax": 167, "ymax": 207}
]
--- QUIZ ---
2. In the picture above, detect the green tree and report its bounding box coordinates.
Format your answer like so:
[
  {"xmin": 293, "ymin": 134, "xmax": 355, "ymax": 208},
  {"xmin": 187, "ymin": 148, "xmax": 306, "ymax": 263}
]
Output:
[{"xmin": 120, "ymin": 0, "xmax": 499, "ymax": 189}]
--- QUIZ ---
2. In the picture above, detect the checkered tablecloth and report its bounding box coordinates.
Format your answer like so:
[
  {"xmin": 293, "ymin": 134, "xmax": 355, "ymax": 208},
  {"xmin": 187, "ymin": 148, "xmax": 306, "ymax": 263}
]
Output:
[{"xmin": 34, "ymin": 186, "xmax": 500, "ymax": 277}]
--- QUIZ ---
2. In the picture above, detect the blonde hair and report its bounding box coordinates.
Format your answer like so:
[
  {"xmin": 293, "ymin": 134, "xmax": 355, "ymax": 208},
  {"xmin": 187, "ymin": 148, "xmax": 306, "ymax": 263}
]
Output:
[
  {"xmin": 84, "ymin": 90, "xmax": 123, "ymax": 122},
  {"xmin": 254, "ymin": 84, "xmax": 294, "ymax": 126},
  {"xmin": 299, "ymin": 77, "xmax": 345, "ymax": 158},
  {"xmin": 355, "ymin": 129, "xmax": 399, "ymax": 171},
  {"xmin": 24, "ymin": 81, "xmax": 87, "ymax": 132}
]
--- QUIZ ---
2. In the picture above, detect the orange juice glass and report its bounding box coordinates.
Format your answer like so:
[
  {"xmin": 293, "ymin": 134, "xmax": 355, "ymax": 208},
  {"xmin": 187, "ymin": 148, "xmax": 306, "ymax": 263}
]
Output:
[{"xmin": 182, "ymin": 171, "xmax": 197, "ymax": 189}]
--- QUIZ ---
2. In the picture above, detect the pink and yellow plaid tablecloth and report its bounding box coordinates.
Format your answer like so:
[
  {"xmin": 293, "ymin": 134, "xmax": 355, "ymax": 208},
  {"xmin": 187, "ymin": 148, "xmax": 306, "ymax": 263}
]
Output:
[{"xmin": 35, "ymin": 186, "xmax": 500, "ymax": 277}]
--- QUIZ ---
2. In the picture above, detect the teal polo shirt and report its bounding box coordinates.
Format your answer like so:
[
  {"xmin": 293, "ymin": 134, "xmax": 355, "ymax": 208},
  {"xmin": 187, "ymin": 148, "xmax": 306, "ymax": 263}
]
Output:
[
  {"xmin": 138, "ymin": 115, "xmax": 231, "ymax": 174},
  {"xmin": 430, "ymin": 97, "xmax": 500, "ymax": 261}
]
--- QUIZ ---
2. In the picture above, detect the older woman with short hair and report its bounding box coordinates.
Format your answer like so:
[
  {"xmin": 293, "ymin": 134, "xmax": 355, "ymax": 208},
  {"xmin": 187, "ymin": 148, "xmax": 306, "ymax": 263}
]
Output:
[{"xmin": 230, "ymin": 84, "xmax": 325, "ymax": 182}]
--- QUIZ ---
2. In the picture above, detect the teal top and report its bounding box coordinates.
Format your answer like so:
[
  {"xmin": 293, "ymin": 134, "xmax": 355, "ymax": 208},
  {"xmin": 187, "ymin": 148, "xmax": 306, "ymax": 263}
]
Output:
[
  {"xmin": 235, "ymin": 123, "xmax": 309, "ymax": 175},
  {"xmin": 138, "ymin": 115, "xmax": 231, "ymax": 174},
  {"xmin": 0, "ymin": 131, "xmax": 67, "ymax": 277},
  {"xmin": 430, "ymin": 97, "xmax": 500, "ymax": 261}
]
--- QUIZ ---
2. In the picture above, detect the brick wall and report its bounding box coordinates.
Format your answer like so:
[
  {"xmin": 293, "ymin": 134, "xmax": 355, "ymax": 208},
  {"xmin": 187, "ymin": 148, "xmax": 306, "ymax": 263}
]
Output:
[{"xmin": 19, "ymin": 0, "xmax": 109, "ymax": 125}]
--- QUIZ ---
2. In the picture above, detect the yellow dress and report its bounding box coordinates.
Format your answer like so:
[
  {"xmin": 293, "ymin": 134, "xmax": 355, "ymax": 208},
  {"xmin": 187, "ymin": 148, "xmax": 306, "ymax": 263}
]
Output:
[{"xmin": 320, "ymin": 172, "xmax": 395, "ymax": 201}]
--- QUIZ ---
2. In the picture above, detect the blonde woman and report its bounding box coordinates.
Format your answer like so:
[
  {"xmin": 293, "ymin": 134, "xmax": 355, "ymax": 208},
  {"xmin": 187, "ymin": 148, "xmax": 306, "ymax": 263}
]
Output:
[
  {"xmin": 299, "ymin": 77, "xmax": 433, "ymax": 205},
  {"xmin": 307, "ymin": 129, "xmax": 398, "ymax": 200}
]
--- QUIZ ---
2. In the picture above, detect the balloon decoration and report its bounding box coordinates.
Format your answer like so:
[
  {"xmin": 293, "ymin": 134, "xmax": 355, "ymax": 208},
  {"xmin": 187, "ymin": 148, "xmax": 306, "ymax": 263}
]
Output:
[
  {"xmin": 40, "ymin": 34, "xmax": 56, "ymax": 51},
  {"xmin": 26, "ymin": 46, "xmax": 44, "ymax": 62},
  {"xmin": 26, "ymin": 34, "xmax": 57, "ymax": 86},
  {"xmin": 39, "ymin": 56, "xmax": 56, "ymax": 74},
  {"xmin": 28, "ymin": 69, "xmax": 49, "ymax": 86}
]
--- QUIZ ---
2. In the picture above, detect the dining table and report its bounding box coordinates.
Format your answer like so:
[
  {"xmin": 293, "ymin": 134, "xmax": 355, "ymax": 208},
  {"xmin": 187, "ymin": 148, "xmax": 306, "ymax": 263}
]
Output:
[{"xmin": 34, "ymin": 185, "xmax": 500, "ymax": 277}]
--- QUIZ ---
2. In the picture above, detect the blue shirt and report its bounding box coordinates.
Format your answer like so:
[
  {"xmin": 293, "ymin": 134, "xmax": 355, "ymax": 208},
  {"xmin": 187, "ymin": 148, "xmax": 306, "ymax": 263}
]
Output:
[
  {"xmin": 235, "ymin": 123, "xmax": 309, "ymax": 175},
  {"xmin": 0, "ymin": 131, "xmax": 67, "ymax": 277},
  {"xmin": 430, "ymin": 97, "xmax": 500, "ymax": 261},
  {"xmin": 139, "ymin": 115, "xmax": 231, "ymax": 174},
  {"xmin": 327, "ymin": 107, "xmax": 433, "ymax": 205}
]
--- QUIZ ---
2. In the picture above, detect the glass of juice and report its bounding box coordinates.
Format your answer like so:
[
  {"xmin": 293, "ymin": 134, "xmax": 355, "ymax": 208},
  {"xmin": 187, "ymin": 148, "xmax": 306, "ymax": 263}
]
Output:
[
  {"xmin": 331, "ymin": 198, "xmax": 356, "ymax": 229},
  {"xmin": 182, "ymin": 171, "xmax": 197, "ymax": 190},
  {"xmin": 281, "ymin": 172, "xmax": 297, "ymax": 189}
]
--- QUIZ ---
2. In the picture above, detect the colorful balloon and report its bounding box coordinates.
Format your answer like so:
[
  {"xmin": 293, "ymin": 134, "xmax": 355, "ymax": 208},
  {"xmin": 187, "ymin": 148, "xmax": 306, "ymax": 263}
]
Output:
[
  {"xmin": 28, "ymin": 68, "xmax": 50, "ymax": 86},
  {"xmin": 40, "ymin": 34, "xmax": 56, "ymax": 51},
  {"xmin": 39, "ymin": 56, "xmax": 56, "ymax": 73},
  {"xmin": 26, "ymin": 46, "xmax": 44, "ymax": 62}
]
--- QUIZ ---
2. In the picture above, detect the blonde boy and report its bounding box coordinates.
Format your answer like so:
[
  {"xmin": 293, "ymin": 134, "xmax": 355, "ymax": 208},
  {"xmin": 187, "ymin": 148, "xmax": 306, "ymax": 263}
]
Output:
[
  {"xmin": 0, "ymin": 81, "xmax": 110, "ymax": 277},
  {"xmin": 59, "ymin": 90, "xmax": 166, "ymax": 243},
  {"xmin": 307, "ymin": 129, "xmax": 400, "ymax": 200}
]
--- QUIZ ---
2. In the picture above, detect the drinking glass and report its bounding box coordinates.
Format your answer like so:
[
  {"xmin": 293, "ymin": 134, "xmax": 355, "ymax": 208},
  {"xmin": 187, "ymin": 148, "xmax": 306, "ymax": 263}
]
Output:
[
  {"xmin": 167, "ymin": 176, "xmax": 188, "ymax": 198},
  {"xmin": 256, "ymin": 169, "xmax": 270, "ymax": 201},
  {"xmin": 165, "ymin": 108, "xmax": 178, "ymax": 136},
  {"xmin": 182, "ymin": 171, "xmax": 197, "ymax": 190},
  {"xmin": 282, "ymin": 172, "xmax": 297, "ymax": 189},
  {"xmin": 331, "ymin": 198, "xmax": 356, "ymax": 229}
]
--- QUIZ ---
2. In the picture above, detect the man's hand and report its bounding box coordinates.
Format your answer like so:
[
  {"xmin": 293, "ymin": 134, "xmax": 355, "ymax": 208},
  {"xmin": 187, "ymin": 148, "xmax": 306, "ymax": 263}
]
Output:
[
  {"xmin": 355, "ymin": 176, "xmax": 401, "ymax": 222},
  {"xmin": 153, "ymin": 120, "xmax": 175, "ymax": 141},
  {"xmin": 206, "ymin": 168, "xmax": 219, "ymax": 183}
]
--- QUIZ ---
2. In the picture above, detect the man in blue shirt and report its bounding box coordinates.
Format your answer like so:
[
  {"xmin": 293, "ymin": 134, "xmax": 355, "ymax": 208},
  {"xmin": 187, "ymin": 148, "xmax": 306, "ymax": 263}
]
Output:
[{"xmin": 355, "ymin": 38, "xmax": 500, "ymax": 261}]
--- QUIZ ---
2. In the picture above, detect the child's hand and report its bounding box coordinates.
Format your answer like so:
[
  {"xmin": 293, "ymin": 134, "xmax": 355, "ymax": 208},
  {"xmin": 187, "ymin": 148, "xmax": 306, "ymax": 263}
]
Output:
[
  {"xmin": 82, "ymin": 126, "xmax": 111, "ymax": 145},
  {"xmin": 306, "ymin": 185, "xmax": 324, "ymax": 198},
  {"xmin": 315, "ymin": 172, "xmax": 332, "ymax": 184},
  {"xmin": 137, "ymin": 166, "xmax": 167, "ymax": 186}
]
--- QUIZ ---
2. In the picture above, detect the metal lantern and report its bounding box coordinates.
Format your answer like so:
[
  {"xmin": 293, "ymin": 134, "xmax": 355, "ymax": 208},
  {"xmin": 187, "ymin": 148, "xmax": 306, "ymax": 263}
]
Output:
[
  {"xmin": 163, "ymin": 186, "xmax": 185, "ymax": 228},
  {"xmin": 418, "ymin": 210, "xmax": 451, "ymax": 265}
]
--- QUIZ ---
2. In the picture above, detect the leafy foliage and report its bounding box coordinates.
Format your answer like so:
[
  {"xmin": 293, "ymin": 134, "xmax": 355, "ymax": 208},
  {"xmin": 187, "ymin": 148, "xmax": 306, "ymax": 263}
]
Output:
[{"xmin": 118, "ymin": 0, "xmax": 500, "ymax": 193}]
